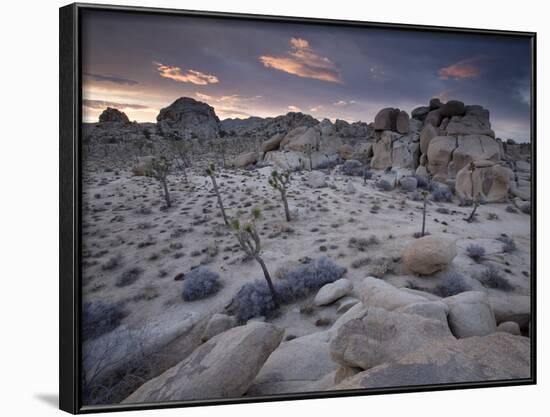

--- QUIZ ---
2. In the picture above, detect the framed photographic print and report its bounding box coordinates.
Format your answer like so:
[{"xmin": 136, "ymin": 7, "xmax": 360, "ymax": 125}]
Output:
[{"xmin": 59, "ymin": 2, "xmax": 536, "ymax": 414}]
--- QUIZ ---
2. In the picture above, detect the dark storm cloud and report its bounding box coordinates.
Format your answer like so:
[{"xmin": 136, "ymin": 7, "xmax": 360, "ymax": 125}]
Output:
[
  {"xmin": 84, "ymin": 72, "xmax": 139, "ymax": 85},
  {"xmin": 80, "ymin": 9, "xmax": 532, "ymax": 141},
  {"xmin": 83, "ymin": 99, "xmax": 150, "ymax": 110}
]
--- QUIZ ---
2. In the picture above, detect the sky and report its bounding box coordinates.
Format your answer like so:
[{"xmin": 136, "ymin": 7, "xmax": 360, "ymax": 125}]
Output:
[{"xmin": 81, "ymin": 10, "xmax": 533, "ymax": 141}]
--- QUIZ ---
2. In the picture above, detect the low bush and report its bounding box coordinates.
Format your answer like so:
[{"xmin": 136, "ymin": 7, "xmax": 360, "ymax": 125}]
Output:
[
  {"xmin": 376, "ymin": 179, "xmax": 394, "ymax": 191},
  {"xmin": 341, "ymin": 160, "xmax": 364, "ymax": 176},
  {"xmin": 466, "ymin": 244, "xmax": 486, "ymax": 261},
  {"xmin": 497, "ymin": 235, "xmax": 517, "ymax": 253},
  {"xmin": 430, "ymin": 182, "xmax": 453, "ymax": 202},
  {"xmin": 480, "ymin": 265, "xmax": 514, "ymax": 291},
  {"xmin": 228, "ymin": 257, "xmax": 346, "ymax": 322},
  {"xmin": 115, "ymin": 267, "xmax": 143, "ymax": 288},
  {"xmin": 181, "ymin": 267, "xmax": 221, "ymax": 301},
  {"xmin": 440, "ymin": 272, "xmax": 472, "ymax": 296},
  {"xmin": 348, "ymin": 235, "xmax": 379, "ymax": 251},
  {"xmin": 82, "ymin": 301, "xmax": 127, "ymax": 341}
]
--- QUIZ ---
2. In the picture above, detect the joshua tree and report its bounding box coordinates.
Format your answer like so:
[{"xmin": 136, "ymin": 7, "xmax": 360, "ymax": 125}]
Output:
[
  {"xmin": 268, "ymin": 170, "xmax": 291, "ymax": 221},
  {"xmin": 205, "ymin": 163, "xmax": 229, "ymax": 226},
  {"xmin": 466, "ymin": 194, "xmax": 481, "ymax": 223},
  {"xmin": 147, "ymin": 156, "xmax": 172, "ymax": 208},
  {"xmin": 420, "ymin": 190, "xmax": 429, "ymax": 237},
  {"xmin": 231, "ymin": 208, "xmax": 279, "ymax": 306}
]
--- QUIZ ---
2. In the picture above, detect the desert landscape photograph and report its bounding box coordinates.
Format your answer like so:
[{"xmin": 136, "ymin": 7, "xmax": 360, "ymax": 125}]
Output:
[{"xmin": 78, "ymin": 9, "xmax": 533, "ymax": 406}]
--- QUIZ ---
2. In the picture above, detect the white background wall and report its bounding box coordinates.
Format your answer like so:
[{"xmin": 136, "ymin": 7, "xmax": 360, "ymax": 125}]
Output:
[{"xmin": 0, "ymin": 0, "xmax": 546, "ymax": 415}]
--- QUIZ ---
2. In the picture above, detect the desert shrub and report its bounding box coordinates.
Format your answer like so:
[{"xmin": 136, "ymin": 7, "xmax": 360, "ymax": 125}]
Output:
[
  {"xmin": 399, "ymin": 176, "xmax": 418, "ymax": 192},
  {"xmin": 316, "ymin": 158, "xmax": 340, "ymax": 170},
  {"xmin": 228, "ymin": 257, "xmax": 346, "ymax": 322},
  {"xmin": 115, "ymin": 267, "xmax": 143, "ymax": 287},
  {"xmin": 101, "ymin": 254, "xmax": 122, "ymax": 271},
  {"xmin": 479, "ymin": 265, "xmax": 514, "ymax": 291},
  {"xmin": 440, "ymin": 272, "xmax": 472, "ymax": 296},
  {"xmin": 409, "ymin": 190, "xmax": 422, "ymax": 201},
  {"xmin": 342, "ymin": 160, "xmax": 364, "ymax": 176},
  {"xmin": 376, "ymin": 179, "xmax": 394, "ymax": 191},
  {"xmin": 497, "ymin": 235, "xmax": 517, "ymax": 253},
  {"xmin": 363, "ymin": 169, "xmax": 373, "ymax": 180},
  {"xmin": 229, "ymin": 280, "xmax": 278, "ymax": 322},
  {"xmin": 351, "ymin": 257, "xmax": 370, "ymax": 269},
  {"xmin": 82, "ymin": 301, "xmax": 127, "ymax": 341},
  {"xmin": 348, "ymin": 235, "xmax": 379, "ymax": 251},
  {"xmin": 414, "ymin": 175, "xmax": 429, "ymax": 189},
  {"xmin": 519, "ymin": 202, "xmax": 531, "ymax": 214},
  {"xmin": 505, "ymin": 205, "xmax": 518, "ymax": 214},
  {"xmin": 430, "ymin": 182, "xmax": 453, "ymax": 202},
  {"xmin": 466, "ymin": 244, "xmax": 486, "ymax": 261},
  {"xmin": 181, "ymin": 267, "xmax": 221, "ymax": 301}
]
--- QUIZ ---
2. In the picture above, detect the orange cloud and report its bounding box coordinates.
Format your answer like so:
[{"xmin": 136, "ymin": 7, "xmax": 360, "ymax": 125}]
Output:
[
  {"xmin": 153, "ymin": 61, "xmax": 219, "ymax": 85},
  {"xmin": 259, "ymin": 38, "xmax": 342, "ymax": 83},
  {"xmin": 287, "ymin": 105, "xmax": 301, "ymax": 112},
  {"xmin": 439, "ymin": 58, "xmax": 481, "ymax": 80}
]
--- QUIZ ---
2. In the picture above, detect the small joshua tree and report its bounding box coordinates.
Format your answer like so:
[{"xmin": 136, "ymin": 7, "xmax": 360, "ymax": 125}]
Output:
[
  {"xmin": 231, "ymin": 208, "xmax": 279, "ymax": 306},
  {"xmin": 147, "ymin": 156, "xmax": 172, "ymax": 208},
  {"xmin": 466, "ymin": 194, "xmax": 481, "ymax": 223},
  {"xmin": 205, "ymin": 163, "xmax": 229, "ymax": 226},
  {"xmin": 420, "ymin": 190, "xmax": 429, "ymax": 237},
  {"xmin": 268, "ymin": 170, "xmax": 291, "ymax": 221}
]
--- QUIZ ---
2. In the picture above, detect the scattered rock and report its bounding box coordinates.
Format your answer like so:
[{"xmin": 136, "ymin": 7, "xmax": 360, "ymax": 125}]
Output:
[
  {"xmin": 231, "ymin": 152, "xmax": 258, "ymax": 168},
  {"xmin": 314, "ymin": 279, "xmax": 353, "ymax": 306},
  {"xmin": 443, "ymin": 291, "xmax": 497, "ymax": 338},
  {"xmin": 402, "ymin": 235, "xmax": 457, "ymax": 275},
  {"xmin": 497, "ymin": 321, "xmax": 522, "ymax": 336}
]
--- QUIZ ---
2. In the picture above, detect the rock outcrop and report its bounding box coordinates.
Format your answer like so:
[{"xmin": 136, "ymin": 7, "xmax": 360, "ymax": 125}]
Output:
[
  {"xmin": 124, "ymin": 322, "xmax": 283, "ymax": 403},
  {"xmin": 334, "ymin": 333, "xmax": 530, "ymax": 389},
  {"xmin": 157, "ymin": 97, "xmax": 220, "ymax": 140},
  {"xmin": 442, "ymin": 291, "xmax": 497, "ymax": 338},
  {"xmin": 330, "ymin": 307, "xmax": 454, "ymax": 370},
  {"xmin": 455, "ymin": 160, "xmax": 512, "ymax": 202},
  {"xmin": 99, "ymin": 107, "xmax": 130, "ymax": 124}
]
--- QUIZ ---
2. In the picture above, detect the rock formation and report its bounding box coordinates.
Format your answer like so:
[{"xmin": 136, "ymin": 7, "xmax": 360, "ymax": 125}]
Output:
[
  {"xmin": 156, "ymin": 97, "xmax": 220, "ymax": 140},
  {"xmin": 99, "ymin": 107, "xmax": 130, "ymax": 124}
]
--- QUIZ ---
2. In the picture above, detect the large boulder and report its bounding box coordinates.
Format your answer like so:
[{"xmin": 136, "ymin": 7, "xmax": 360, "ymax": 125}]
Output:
[
  {"xmin": 260, "ymin": 133, "xmax": 284, "ymax": 152},
  {"xmin": 247, "ymin": 332, "xmax": 337, "ymax": 395},
  {"xmin": 425, "ymin": 109, "xmax": 442, "ymax": 127},
  {"xmin": 445, "ymin": 105, "xmax": 494, "ymax": 138},
  {"xmin": 372, "ymin": 131, "xmax": 400, "ymax": 170},
  {"xmin": 396, "ymin": 111, "xmax": 410, "ymax": 134},
  {"xmin": 201, "ymin": 313, "xmax": 237, "ymax": 342},
  {"xmin": 231, "ymin": 151, "xmax": 258, "ymax": 168},
  {"xmin": 338, "ymin": 144, "xmax": 354, "ymax": 160},
  {"xmin": 284, "ymin": 126, "xmax": 320, "ymax": 152},
  {"xmin": 419, "ymin": 124, "xmax": 439, "ymax": 155},
  {"xmin": 395, "ymin": 301, "xmax": 449, "ymax": 324},
  {"xmin": 314, "ymin": 279, "xmax": 353, "ymax": 306},
  {"xmin": 157, "ymin": 97, "xmax": 220, "ymax": 140},
  {"xmin": 488, "ymin": 294, "xmax": 531, "ymax": 328},
  {"xmin": 427, "ymin": 135, "xmax": 501, "ymax": 179},
  {"xmin": 442, "ymin": 291, "xmax": 497, "ymax": 338},
  {"xmin": 123, "ymin": 322, "xmax": 283, "ymax": 403},
  {"xmin": 391, "ymin": 136, "xmax": 419, "ymax": 169},
  {"xmin": 330, "ymin": 307, "xmax": 454, "ymax": 370},
  {"xmin": 402, "ymin": 236, "xmax": 457, "ymax": 275},
  {"xmin": 439, "ymin": 100, "xmax": 466, "ymax": 117},
  {"xmin": 334, "ymin": 333, "xmax": 530, "ymax": 389},
  {"xmin": 455, "ymin": 160, "xmax": 512, "ymax": 202},
  {"xmin": 411, "ymin": 106, "xmax": 430, "ymax": 120},
  {"xmin": 355, "ymin": 277, "xmax": 430, "ymax": 311},
  {"xmin": 99, "ymin": 107, "xmax": 130, "ymax": 124},
  {"xmin": 429, "ymin": 98, "xmax": 442, "ymax": 110},
  {"xmin": 374, "ymin": 108, "xmax": 400, "ymax": 131}
]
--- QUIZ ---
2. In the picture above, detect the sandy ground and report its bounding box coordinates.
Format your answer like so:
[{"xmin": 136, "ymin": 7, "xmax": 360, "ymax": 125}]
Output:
[{"xmin": 81, "ymin": 165, "xmax": 531, "ymax": 338}]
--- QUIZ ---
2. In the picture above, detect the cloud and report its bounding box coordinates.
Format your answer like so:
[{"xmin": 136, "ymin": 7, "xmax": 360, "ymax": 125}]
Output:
[
  {"xmin": 82, "ymin": 99, "xmax": 150, "ymax": 110},
  {"xmin": 153, "ymin": 61, "xmax": 219, "ymax": 85},
  {"xmin": 287, "ymin": 105, "xmax": 301, "ymax": 112},
  {"xmin": 439, "ymin": 57, "xmax": 482, "ymax": 80},
  {"xmin": 84, "ymin": 73, "xmax": 139, "ymax": 85},
  {"xmin": 309, "ymin": 105, "xmax": 323, "ymax": 112},
  {"xmin": 259, "ymin": 38, "xmax": 342, "ymax": 83}
]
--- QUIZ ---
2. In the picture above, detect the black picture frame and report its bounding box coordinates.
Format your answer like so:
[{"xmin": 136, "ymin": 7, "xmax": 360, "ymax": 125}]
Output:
[{"xmin": 59, "ymin": 3, "xmax": 537, "ymax": 414}]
